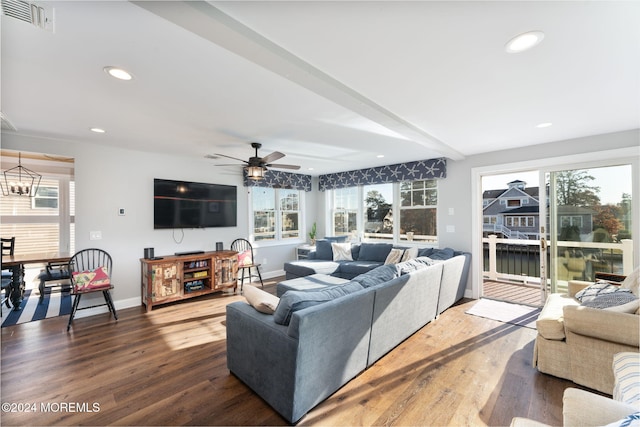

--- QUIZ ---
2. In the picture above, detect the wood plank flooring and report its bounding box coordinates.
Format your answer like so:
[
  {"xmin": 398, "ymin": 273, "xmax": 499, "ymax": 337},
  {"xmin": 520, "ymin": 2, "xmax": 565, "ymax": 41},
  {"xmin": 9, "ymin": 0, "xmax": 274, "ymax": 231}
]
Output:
[
  {"xmin": 1, "ymin": 277, "xmax": 592, "ymax": 426},
  {"xmin": 483, "ymin": 280, "xmax": 544, "ymax": 307}
]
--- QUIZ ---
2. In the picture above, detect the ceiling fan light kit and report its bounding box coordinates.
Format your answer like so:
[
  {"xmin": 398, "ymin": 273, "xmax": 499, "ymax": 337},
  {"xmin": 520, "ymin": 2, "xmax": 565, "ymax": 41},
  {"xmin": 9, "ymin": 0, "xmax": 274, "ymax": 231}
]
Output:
[{"xmin": 210, "ymin": 142, "xmax": 300, "ymax": 180}]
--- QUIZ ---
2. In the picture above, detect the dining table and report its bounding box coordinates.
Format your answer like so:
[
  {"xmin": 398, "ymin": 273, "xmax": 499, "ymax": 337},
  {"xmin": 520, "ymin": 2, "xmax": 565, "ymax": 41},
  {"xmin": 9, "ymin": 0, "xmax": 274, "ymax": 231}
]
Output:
[{"xmin": 2, "ymin": 252, "xmax": 71, "ymax": 310}]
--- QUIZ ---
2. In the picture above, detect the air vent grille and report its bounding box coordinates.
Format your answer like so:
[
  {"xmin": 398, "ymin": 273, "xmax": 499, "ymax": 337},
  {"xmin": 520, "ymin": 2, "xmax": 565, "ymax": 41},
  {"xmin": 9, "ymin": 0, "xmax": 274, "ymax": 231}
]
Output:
[{"xmin": 1, "ymin": 0, "xmax": 53, "ymax": 31}]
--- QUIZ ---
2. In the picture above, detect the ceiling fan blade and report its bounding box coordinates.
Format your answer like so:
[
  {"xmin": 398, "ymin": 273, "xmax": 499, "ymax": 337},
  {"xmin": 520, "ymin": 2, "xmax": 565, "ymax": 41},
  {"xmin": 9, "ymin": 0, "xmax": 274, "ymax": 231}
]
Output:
[
  {"xmin": 214, "ymin": 164, "xmax": 243, "ymax": 167},
  {"xmin": 261, "ymin": 151, "xmax": 285, "ymax": 164},
  {"xmin": 267, "ymin": 163, "xmax": 300, "ymax": 170},
  {"xmin": 209, "ymin": 153, "xmax": 249, "ymax": 164}
]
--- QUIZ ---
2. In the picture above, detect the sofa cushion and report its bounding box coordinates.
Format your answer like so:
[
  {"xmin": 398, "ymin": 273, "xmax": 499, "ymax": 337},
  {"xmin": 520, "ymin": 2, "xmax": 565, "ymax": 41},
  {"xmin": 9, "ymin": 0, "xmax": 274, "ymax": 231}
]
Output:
[
  {"xmin": 315, "ymin": 239, "xmax": 334, "ymax": 260},
  {"xmin": 358, "ymin": 243, "xmax": 393, "ymax": 262},
  {"xmin": 613, "ymin": 352, "xmax": 640, "ymax": 405},
  {"xmin": 418, "ymin": 247, "xmax": 435, "ymax": 257},
  {"xmin": 397, "ymin": 257, "xmax": 433, "ymax": 274},
  {"xmin": 243, "ymin": 284, "xmax": 280, "ymax": 314},
  {"xmin": 352, "ymin": 264, "xmax": 399, "ymax": 288},
  {"xmin": 338, "ymin": 261, "xmax": 385, "ymax": 279},
  {"xmin": 576, "ymin": 282, "xmax": 633, "ymax": 303},
  {"xmin": 536, "ymin": 293, "xmax": 580, "ymax": 340},
  {"xmin": 331, "ymin": 242, "xmax": 353, "ymax": 261},
  {"xmin": 284, "ymin": 260, "xmax": 342, "ymax": 278},
  {"xmin": 276, "ymin": 274, "xmax": 351, "ymax": 297},
  {"xmin": 273, "ymin": 281, "xmax": 364, "ymax": 325}
]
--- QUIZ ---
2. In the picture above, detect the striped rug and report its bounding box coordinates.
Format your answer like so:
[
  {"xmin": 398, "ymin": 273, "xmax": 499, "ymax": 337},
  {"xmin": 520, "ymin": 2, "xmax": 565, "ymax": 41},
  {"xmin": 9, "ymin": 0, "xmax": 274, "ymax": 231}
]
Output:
[{"xmin": 1, "ymin": 288, "xmax": 72, "ymax": 328}]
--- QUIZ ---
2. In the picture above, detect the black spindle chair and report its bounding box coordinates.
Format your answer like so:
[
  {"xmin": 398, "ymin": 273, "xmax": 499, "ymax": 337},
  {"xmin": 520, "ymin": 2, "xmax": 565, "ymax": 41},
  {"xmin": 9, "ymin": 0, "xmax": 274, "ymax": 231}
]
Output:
[{"xmin": 230, "ymin": 238, "xmax": 264, "ymax": 293}]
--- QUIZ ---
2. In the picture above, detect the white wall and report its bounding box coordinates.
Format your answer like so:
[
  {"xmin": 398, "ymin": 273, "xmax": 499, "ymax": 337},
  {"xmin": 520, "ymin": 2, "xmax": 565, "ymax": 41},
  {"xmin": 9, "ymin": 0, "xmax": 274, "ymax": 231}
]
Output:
[{"xmin": 3, "ymin": 129, "xmax": 639, "ymax": 310}]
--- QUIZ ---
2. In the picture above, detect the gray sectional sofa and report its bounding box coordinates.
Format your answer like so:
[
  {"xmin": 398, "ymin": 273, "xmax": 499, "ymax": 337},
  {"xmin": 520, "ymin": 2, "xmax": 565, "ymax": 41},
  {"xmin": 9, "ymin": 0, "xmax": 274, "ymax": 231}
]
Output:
[
  {"xmin": 284, "ymin": 239, "xmax": 458, "ymax": 280},
  {"xmin": 226, "ymin": 250, "xmax": 471, "ymax": 423}
]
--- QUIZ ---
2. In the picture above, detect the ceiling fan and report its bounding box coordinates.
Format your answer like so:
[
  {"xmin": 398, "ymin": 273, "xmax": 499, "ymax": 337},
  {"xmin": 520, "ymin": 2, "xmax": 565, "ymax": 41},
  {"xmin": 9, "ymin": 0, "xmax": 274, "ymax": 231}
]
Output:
[{"xmin": 207, "ymin": 142, "xmax": 300, "ymax": 180}]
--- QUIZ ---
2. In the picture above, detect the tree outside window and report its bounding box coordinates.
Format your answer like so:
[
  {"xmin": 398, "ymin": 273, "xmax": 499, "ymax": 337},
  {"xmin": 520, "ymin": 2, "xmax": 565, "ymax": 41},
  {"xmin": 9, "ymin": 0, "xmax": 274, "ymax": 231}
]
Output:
[{"xmin": 399, "ymin": 180, "xmax": 437, "ymax": 242}]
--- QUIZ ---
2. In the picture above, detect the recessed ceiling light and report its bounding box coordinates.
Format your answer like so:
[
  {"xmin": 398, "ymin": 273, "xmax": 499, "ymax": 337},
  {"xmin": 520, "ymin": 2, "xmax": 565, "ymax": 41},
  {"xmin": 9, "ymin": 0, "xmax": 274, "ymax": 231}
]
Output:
[
  {"xmin": 377, "ymin": 154, "xmax": 385, "ymax": 158},
  {"xmin": 103, "ymin": 66, "xmax": 133, "ymax": 81},
  {"xmin": 536, "ymin": 122, "xmax": 553, "ymax": 128},
  {"xmin": 90, "ymin": 127, "xmax": 106, "ymax": 133},
  {"xmin": 505, "ymin": 31, "xmax": 545, "ymax": 53}
]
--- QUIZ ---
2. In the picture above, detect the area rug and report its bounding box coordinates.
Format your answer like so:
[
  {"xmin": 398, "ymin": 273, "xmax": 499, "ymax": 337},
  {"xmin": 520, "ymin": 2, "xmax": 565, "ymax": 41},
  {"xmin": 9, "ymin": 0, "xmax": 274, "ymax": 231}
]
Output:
[
  {"xmin": 1, "ymin": 288, "xmax": 72, "ymax": 328},
  {"xmin": 465, "ymin": 298, "xmax": 541, "ymax": 329}
]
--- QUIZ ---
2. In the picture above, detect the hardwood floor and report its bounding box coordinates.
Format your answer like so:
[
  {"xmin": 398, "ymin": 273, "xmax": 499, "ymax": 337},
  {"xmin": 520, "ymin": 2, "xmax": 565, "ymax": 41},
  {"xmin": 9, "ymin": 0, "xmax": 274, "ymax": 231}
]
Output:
[
  {"xmin": 1, "ymin": 277, "xmax": 591, "ymax": 426},
  {"xmin": 483, "ymin": 280, "xmax": 544, "ymax": 307}
]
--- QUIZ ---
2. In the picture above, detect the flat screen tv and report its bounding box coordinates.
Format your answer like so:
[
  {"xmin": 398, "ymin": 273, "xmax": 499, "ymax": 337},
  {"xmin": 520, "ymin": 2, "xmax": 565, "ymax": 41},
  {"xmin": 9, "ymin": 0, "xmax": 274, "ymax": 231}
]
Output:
[{"xmin": 154, "ymin": 178, "xmax": 237, "ymax": 229}]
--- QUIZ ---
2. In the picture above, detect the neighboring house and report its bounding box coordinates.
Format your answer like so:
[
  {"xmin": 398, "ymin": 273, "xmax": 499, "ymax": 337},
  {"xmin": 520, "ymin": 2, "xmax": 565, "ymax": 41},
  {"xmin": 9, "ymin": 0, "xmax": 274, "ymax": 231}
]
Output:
[{"xmin": 483, "ymin": 180, "xmax": 540, "ymax": 239}]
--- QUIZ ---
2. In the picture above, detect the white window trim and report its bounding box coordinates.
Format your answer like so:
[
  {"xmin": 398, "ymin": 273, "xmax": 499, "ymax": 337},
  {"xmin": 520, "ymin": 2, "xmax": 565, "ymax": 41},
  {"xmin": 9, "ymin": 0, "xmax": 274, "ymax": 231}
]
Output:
[{"xmin": 247, "ymin": 187, "xmax": 306, "ymax": 247}]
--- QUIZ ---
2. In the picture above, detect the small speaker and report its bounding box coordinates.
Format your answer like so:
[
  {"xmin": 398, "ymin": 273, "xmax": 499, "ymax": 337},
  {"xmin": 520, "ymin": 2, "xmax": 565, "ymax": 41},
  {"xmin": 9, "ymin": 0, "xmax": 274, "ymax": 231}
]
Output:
[
  {"xmin": 144, "ymin": 247, "xmax": 154, "ymax": 259},
  {"xmin": 216, "ymin": 242, "xmax": 223, "ymax": 251}
]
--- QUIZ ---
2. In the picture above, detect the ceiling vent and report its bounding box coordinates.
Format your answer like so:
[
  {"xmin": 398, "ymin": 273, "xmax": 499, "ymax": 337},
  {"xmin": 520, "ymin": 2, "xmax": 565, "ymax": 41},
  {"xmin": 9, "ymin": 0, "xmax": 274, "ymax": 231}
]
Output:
[{"xmin": 1, "ymin": 0, "xmax": 53, "ymax": 32}]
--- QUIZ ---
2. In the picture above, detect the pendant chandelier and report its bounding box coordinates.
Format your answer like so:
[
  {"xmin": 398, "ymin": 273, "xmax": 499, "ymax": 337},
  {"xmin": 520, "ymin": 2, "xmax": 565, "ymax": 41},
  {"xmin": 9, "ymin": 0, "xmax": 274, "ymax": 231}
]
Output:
[{"xmin": 1, "ymin": 152, "xmax": 42, "ymax": 197}]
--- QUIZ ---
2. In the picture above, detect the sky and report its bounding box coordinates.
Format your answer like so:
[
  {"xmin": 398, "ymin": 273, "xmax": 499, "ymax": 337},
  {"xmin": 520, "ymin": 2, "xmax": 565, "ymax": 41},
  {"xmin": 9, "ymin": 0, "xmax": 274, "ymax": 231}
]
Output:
[{"xmin": 481, "ymin": 165, "xmax": 632, "ymax": 205}]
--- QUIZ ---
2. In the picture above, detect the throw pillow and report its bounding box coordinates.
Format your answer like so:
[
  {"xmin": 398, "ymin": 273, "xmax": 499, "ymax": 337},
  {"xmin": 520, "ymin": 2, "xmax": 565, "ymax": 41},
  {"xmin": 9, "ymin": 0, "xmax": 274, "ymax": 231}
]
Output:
[
  {"xmin": 273, "ymin": 281, "xmax": 364, "ymax": 325},
  {"xmin": 72, "ymin": 266, "xmax": 111, "ymax": 292},
  {"xmin": 238, "ymin": 250, "xmax": 253, "ymax": 266},
  {"xmin": 613, "ymin": 352, "xmax": 640, "ymax": 405},
  {"xmin": 400, "ymin": 247, "xmax": 419, "ymax": 262},
  {"xmin": 352, "ymin": 264, "xmax": 399, "ymax": 288},
  {"xmin": 417, "ymin": 247, "xmax": 435, "ymax": 257},
  {"xmin": 428, "ymin": 247, "xmax": 455, "ymax": 260},
  {"xmin": 575, "ymin": 282, "xmax": 631, "ymax": 303},
  {"xmin": 603, "ymin": 412, "xmax": 640, "ymax": 427},
  {"xmin": 581, "ymin": 292, "xmax": 638, "ymax": 312},
  {"xmin": 621, "ymin": 266, "xmax": 640, "ymax": 297},
  {"xmin": 243, "ymin": 284, "xmax": 279, "ymax": 314},
  {"xmin": 332, "ymin": 242, "xmax": 353, "ymax": 261},
  {"xmin": 384, "ymin": 248, "xmax": 405, "ymax": 265}
]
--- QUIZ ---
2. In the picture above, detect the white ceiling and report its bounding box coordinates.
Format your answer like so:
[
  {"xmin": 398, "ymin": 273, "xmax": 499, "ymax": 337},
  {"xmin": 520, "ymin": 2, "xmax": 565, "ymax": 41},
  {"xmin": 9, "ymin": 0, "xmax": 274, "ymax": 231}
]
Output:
[{"xmin": 2, "ymin": 1, "xmax": 639, "ymax": 176}]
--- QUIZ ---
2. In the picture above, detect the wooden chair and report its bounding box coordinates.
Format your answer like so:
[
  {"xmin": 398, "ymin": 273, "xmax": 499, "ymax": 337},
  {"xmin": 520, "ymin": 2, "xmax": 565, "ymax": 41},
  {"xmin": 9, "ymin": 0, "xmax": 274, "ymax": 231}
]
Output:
[
  {"xmin": 67, "ymin": 248, "xmax": 118, "ymax": 331},
  {"xmin": 230, "ymin": 238, "xmax": 263, "ymax": 293},
  {"xmin": 38, "ymin": 260, "xmax": 71, "ymax": 301},
  {"xmin": 1, "ymin": 237, "xmax": 16, "ymax": 313}
]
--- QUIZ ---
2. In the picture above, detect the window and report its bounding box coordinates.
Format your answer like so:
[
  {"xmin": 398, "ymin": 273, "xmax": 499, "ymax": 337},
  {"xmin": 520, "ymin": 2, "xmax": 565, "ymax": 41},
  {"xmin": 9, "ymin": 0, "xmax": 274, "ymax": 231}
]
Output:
[
  {"xmin": 364, "ymin": 183, "xmax": 393, "ymax": 241},
  {"xmin": 251, "ymin": 187, "xmax": 302, "ymax": 242},
  {"xmin": 506, "ymin": 216, "xmax": 535, "ymax": 227},
  {"xmin": 507, "ymin": 199, "xmax": 521, "ymax": 207},
  {"xmin": 328, "ymin": 179, "xmax": 439, "ymax": 244},
  {"xmin": 332, "ymin": 187, "xmax": 358, "ymax": 237},
  {"xmin": 32, "ymin": 186, "xmax": 59, "ymax": 209},
  {"xmin": 399, "ymin": 180, "xmax": 437, "ymax": 242}
]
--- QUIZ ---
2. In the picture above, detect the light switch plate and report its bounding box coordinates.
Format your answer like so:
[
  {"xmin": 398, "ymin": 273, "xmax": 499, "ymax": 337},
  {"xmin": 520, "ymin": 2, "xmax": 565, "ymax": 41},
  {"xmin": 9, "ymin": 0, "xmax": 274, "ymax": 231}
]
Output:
[{"xmin": 90, "ymin": 231, "xmax": 102, "ymax": 240}]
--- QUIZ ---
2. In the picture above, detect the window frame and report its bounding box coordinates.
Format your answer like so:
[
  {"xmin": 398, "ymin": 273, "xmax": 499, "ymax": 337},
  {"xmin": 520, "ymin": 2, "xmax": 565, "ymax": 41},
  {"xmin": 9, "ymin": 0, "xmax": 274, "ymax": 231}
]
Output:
[{"xmin": 248, "ymin": 187, "xmax": 305, "ymax": 246}]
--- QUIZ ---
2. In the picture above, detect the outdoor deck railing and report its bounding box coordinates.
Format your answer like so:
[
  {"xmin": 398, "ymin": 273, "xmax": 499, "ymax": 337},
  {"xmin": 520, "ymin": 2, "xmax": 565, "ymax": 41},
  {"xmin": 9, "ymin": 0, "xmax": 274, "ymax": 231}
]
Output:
[{"xmin": 483, "ymin": 235, "xmax": 634, "ymax": 284}]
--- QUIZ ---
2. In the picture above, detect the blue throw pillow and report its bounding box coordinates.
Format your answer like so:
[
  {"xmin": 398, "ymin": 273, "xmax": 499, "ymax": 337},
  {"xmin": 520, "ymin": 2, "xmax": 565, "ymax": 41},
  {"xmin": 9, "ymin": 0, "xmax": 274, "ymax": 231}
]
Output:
[
  {"xmin": 417, "ymin": 247, "xmax": 435, "ymax": 257},
  {"xmin": 358, "ymin": 243, "xmax": 393, "ymax": 262},
  {"xmin": 428, "ymin": 247, "xmax": 455, "ymax": 260},
  {"xmin": 273, "ymin": 281, "xmax": 364, "ymax": 325},
  {"xmin": 314, "ymin": 239, "xmax": 334, "ymax": 260}
]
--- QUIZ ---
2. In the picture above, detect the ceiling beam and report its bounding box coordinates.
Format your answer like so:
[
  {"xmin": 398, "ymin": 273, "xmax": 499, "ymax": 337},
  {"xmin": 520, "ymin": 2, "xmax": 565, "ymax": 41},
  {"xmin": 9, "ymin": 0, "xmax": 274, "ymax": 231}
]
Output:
[{"xmin": 132, "ymin": 1, "xmax": 465, "ymax": 161}]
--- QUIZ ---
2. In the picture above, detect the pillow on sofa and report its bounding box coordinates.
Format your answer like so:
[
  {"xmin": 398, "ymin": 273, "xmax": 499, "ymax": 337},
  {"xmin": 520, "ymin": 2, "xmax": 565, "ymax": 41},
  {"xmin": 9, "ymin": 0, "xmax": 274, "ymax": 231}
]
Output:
[
  {"xmin": 417, "ymin": 247, "xmax": 435, "ymax": 257},
  {"xmin": 315, "ymin": 239, "xmax": 334, "ymax": 260},
  {"xmin": 352, "ymin": 264, "xmax": 399, "ymax": 288},
  {"xmin": 621, "ymin": 266, "xmax": 640, "ymax": 297},
  {"xmin": 603, "ymin": 412, "xmax": 640, "ymax": 427},
  {"xmin": 244, "ymin": 285, "xmax": 280, "ymax": 314},
  {"xmin": 273, "ymin": 281, "xmax": 364, "ymax": 325},
  {"xmin": 613, "ymin": 352, "xmax": 640, "ymax": 405},
  {"xmin": 332, "ymin": 242, "xmax": 353, "ymax": 261},
  {"xmin": 384, "ymin": 248, "xmax": 405, "ymax": 265},
  {"xmin": 581, "ymin": 292, "xmax": 638, "ymax": 312},
  {"xmin": 358, "ymin": 243, "xmax": 393, "ymax": 262},
  {"xmin": 401, "ymin": 247, "xmax": 419, "ymax": 262},
  {"xmin": 575, "ymin": 282, "xmax": 632, "ymax": 303},
  {"xmin": 428, "ymin": 247, "xmax": 455, "ymax": 260}
]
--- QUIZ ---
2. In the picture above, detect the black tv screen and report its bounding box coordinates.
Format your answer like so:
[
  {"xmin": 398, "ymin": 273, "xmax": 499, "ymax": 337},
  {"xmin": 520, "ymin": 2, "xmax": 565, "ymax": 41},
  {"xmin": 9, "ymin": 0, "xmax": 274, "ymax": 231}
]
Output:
[{"xmin": 154, "ymin": 178, "xmax": 237, "ymax": 229}]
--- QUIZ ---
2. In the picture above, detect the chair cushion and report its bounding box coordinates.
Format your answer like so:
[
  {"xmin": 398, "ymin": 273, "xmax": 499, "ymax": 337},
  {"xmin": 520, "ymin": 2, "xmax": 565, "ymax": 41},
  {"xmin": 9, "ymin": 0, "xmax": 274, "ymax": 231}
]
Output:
[
  {"xmin": 238, "ymin": 250, "xmax": 253, "ymax": 266},
  {"xmin": 72, "ymin": 266, "xmax": 111, "ymax": 291}
]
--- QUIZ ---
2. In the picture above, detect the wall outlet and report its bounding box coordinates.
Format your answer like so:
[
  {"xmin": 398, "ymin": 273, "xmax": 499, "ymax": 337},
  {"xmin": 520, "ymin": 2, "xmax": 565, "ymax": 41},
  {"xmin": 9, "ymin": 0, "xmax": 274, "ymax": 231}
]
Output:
[
  {"xmin": 446, "ymin": 225, "xmax": 456, "ymax": 233},
  {"xmin": 90, "ymin": 230, "xmax": 102, "ymax": 240}
]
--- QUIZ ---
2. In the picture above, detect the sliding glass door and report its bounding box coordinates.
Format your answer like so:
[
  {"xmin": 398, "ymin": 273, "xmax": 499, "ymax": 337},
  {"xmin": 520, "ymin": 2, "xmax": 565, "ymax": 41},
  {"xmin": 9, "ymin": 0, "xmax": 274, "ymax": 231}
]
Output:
[{"xmin": 544, "ymin": 164, "xmax": 633, "ymax": 293}]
